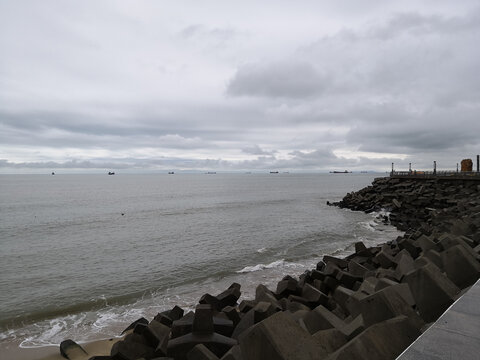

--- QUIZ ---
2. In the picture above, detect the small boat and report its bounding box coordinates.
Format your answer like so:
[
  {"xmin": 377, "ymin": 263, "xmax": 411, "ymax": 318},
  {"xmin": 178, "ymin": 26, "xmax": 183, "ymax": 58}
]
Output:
[
  {"xmin": 270, "ymin": 171, "xmax": 279, "ymax": 174},
  {"xmin": 168, "ymin": 171, "xmax": 174, "ymax": 174},
  {"xmin": 108, "ymin": 171, "xmax": 115, "ymax": 175},
  {"xmin": 206, "ymin": 172, "xmax": 216, "ymax": 174},
  {"xmin": 51, "ymin": 172, "xmax": 55, "ymax": 175},
  {"xmin": 330, "ymin": 170, "xmax": 351, "ymax": 174}
]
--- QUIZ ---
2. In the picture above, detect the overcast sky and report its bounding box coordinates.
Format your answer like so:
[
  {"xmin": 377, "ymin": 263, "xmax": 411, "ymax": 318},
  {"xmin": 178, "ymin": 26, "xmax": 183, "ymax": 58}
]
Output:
[{"xmin": 1, "ymin": 0, "xmax": 479, "ymax": 173}]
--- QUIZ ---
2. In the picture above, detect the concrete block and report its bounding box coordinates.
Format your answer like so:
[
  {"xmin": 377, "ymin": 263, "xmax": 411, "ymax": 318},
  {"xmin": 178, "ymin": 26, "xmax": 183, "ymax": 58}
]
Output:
[
  {"xmin": 144, "ymin": 320, "xmax": 170, "ymax": 355},
  {"xmin": 327, "ymin": 316, "xmax": 421, "ymax": 360},
  {"xmin": 219, "ymin": 345, "xmax": 243, "ymax": 360},
  {"xmin": 441, "ymin": 244, "xmax": 480, "ymax": 289},
  {"xmin": 416, "ymin": 235, "xmax": 437, "ymax": 253},
  {"xmin": 403, "ymin": 262, "xmax": 459, "ymax": 322},
  {"xmin": 339, "ymin": 315, "xmax": 365, "ymax": 340},
  {"xmin": 216, "ymin": 284, "xmax": 241, "ymax": 309},
  {"xmin": 199, "ymin": 294, "xmax": 221, "ymax": 311},
  {"xmin": 424, "ymin": 249, "xmax": 444, "ymax": 271},
  {"xmin": 231, "ymin": 309, "xmax": 254, "ymax": 340},
  {"xmin": 323, "ymin": 255, "xmax": 348, "ymax": 269},
  {"xmin": 187, "ymin": 344, "xmax": 220, "ymax": 360},
  {"xmin": 193, "ymin": 305, "xmax": 214, "ymax": 333},
  {"xmin": 356, "ymin": 285, "xmax": 423, "ymax": 328},
  {"xmin": 397, "ymin": 237, "xmax": 421, "ymax": 259},
  {"xmin": 238, "ymin": 311, "xmax": 328, "ymax": 360},
  {"xmin": 357, "ymin": 277, "xmax": 378, "ymax": 295},
  {"xmin": 335, "ymin": 271, "xmax": 362, "ymax": 289},
  {"xmin": 276, "ymin": 278, "xmax": 299, "ymax": 298},
  {"xmin": 374, "ymin": 249, "xmax": 396, "ymax": 269},
  {"xmin": 110, "ymin": 338, "xmax": 155, "ymax": 360},
  {"xmin": 59, "ymin": 340, "xmax": 88, "ymax": 360},
  {"xmin": 311, "ymin": 328, "xmax": 348, "ymax": 353},
  {"xmin": 171, "ymin": 311, "xmax": 233, "ymax": 339},
  {"xmin": 238, "ymin": 300, "xmax": 256, "ymax": 313},
  {"xmin": 347, "ymin": 261, "xmax": 369, "ymax": 277},
  {"xmin": 284, "ymin": 298, "xmax": 310, "ymax": 313},
  {"xmin": 221, "ymin": 306, "xmax": 240, "ymax": 327},
  {"xmin": 301, "ymin": 283, "xmax": 329, "ymax": 305},
  {"xmin": 323, "ymin": 276, "xmax": 339, "ymax": 291},
  {"xmin": 332, "ymin": 286, "xmax": 355, "ymax": 313},
  {"xmin": 253, "ymin": 301, "xmax": 276, "ymax": 323},
  {"xmin": 354, "ymin": 241, "xmax": 367, "ymax": 253},
  {"xmin": 255, "ymin": 284, "xmax": 281, "ymax": 310},
  {"xmin": 167, "ymin": 332, "xmax": 237, "ymax": 360},
  {"xmin": 121, "ymin": 317, "xmax": 149, "ymax": 335},
  {"xmin": 302, "ymin": 305, "xmax": 345, "ymax": 335}
]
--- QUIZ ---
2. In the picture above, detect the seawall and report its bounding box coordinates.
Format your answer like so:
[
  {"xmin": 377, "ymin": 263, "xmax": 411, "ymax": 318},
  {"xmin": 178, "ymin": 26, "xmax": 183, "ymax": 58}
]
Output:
[{"xmin": 47, "ymin": 176, "xmax": 480, "ymax": 359}]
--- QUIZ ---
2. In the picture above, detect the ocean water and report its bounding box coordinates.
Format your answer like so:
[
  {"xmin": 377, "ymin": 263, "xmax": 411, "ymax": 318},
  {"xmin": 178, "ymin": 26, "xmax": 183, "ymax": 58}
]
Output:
[{"xmin": 0, "ymin": 173, "xmax": 401, "ymax": 348}]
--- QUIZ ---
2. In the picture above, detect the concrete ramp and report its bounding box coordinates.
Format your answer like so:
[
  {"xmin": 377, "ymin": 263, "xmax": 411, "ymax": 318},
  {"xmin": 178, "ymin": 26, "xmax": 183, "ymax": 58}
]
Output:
[{"xmin": 397, "ymin": 279, "xmax": 480, "ymax": 360}]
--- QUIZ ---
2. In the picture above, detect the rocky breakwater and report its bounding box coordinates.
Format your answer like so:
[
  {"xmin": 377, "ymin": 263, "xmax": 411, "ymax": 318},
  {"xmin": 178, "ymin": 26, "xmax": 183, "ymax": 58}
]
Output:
[{"xmin": 59, "ymin": 176, "xmax": 480, "ymax": 360}]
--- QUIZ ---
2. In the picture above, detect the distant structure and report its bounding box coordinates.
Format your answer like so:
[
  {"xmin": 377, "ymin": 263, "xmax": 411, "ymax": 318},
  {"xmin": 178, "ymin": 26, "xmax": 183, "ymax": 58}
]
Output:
[
  {"xmin": 461, "ymin": 159, "xmax": 473, "ymax": 172},
  {"xmin": 390, "ymin": 155, "xmax": 480, "ymax": 178},
  {"xmin": 108, "ymin": 171, "xmax": 115, "ymax": 175}
]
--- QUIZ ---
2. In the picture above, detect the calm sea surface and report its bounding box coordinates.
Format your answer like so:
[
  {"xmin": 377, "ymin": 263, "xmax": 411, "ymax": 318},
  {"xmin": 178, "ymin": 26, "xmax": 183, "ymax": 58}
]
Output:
[{"xmin": 0, "ymin": 173, "xmax": 401, "ymax": 347}]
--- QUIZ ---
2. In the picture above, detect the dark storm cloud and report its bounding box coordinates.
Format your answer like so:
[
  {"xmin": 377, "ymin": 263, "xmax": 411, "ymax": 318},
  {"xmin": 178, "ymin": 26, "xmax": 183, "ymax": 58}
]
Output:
[{"xmin": 227, "ymin": 62, "xmax": 330, "ymax": 98}]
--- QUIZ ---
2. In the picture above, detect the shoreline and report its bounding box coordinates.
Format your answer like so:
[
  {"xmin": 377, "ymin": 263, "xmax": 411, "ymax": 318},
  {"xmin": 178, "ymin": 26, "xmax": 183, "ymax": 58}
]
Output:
[
  {"xmin": 0, "ymin": 338, "xmax": 121, "ymax": 360},
  {"xmin": 6, "ymin": 175, "xmax": 480, "ymax": 359}
]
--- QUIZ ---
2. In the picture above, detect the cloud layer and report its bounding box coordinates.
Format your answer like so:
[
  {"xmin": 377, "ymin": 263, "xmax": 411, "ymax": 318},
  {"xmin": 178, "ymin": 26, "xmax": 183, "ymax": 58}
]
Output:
[{"xmin": 1, "ymin": 1, "xmax": 479, "ymax": 173}]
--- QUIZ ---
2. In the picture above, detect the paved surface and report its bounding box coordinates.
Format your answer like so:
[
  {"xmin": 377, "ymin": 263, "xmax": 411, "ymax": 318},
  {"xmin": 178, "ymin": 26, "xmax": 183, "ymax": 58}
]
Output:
[{"xmin": 397, "ymin": 279, "xmax": 480, "ymax": 360}]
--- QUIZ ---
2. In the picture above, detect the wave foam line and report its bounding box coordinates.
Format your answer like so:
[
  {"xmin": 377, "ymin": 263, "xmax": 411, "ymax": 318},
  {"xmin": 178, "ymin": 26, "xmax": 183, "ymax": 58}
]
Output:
[{"xmin": 236, "ymin": 259, "xmax": 301, "ymax": 273}]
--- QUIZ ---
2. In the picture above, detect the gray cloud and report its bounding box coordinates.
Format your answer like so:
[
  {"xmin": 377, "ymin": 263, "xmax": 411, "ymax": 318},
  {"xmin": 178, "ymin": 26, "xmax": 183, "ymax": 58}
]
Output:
[
  {"xmin": 227, "ymin": 62, "xmax": 330, "ymax": 98},
  {"xmin": 1, "ymin": 1, "xmax": 479, "ymax": 173},
  {"xmin": 241, "ymin": 145, "xmax": 275, "ymax": 156}
]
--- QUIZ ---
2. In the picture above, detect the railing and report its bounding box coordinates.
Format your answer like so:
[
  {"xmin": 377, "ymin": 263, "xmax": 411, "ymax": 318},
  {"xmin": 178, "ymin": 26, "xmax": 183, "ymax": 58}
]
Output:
[{"xmin": 391, "ymin": 170, "xmax": 480, "ymax": 178}]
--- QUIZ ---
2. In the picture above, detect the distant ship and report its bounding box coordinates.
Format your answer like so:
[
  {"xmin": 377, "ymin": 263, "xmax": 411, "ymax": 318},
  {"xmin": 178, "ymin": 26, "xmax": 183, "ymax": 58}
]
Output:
[
  {"xmin": 51, "ymin": 172, "xmax": 55, "ymax": 175},
  {"xmin": 108, "ymin": 171, "xmax": 115, "ymax": 175},
  {"xmin": 206, "ymin": 172, "xmax": 216, "ymax": 174},
  {"xmin": 330, "ymin": 170, "xmax": 351, "ymax": 174},
  {"xmin": 168, "ymin": 171, "xmax": 174, "ymax": 174},
  {"xmin": 270, "ymin": 171, "xmax": 279, "ymax": 174}
]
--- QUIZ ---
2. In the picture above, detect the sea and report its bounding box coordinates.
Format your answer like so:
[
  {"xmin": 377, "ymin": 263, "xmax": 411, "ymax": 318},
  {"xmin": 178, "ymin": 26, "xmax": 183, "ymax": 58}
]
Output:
[{"xmin": 0, "ymin": 173, "xmax": 402, "ymax": 348}]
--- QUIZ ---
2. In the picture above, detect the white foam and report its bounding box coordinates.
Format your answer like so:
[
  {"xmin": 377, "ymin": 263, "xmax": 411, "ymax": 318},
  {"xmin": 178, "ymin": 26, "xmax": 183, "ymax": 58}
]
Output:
[
  {"xmin": 360, "ymin": 220, "xmax": 377, "ymax": 231},
  {"xmin": 256, "ymin": 247, "xmax": 268, "ymax": 253},
  {"xmin": 236, "ymin": 259, "xmax": 302, "ymax": 273}
]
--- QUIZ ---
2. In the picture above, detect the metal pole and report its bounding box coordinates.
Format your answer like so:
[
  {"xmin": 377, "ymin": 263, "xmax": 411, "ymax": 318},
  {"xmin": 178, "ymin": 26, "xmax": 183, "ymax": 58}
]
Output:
[
  {"xmin": 457, "ymin": 163, "xmax": 459, "ymax": 173},
  {"xmin": 433, "ymin": 161, "xmax": 436, "ymax": 175},
  {"xmin": 477, "ymin": 155, "xmax": 479, "ymax": 172},
  {"xmin": 409, "ymin": 163, "xmax": 411, "ymax": 173},
  {"xmin": 391, "ymin": 162, "xmax": 394, "ymax": 175}
]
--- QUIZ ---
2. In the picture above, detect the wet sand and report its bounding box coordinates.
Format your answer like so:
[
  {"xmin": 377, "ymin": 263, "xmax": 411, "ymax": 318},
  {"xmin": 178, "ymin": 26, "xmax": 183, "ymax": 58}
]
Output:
[{"xmin": 1, "ymin": 338, "xmax": 120, "ymax": 360}]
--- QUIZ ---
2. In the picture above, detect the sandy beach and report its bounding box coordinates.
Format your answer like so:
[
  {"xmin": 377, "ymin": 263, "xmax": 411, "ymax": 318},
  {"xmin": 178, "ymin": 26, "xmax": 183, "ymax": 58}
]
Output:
[{"xmin": 1, "ymin": 338, "xmax": 120, "ymax": 360}]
